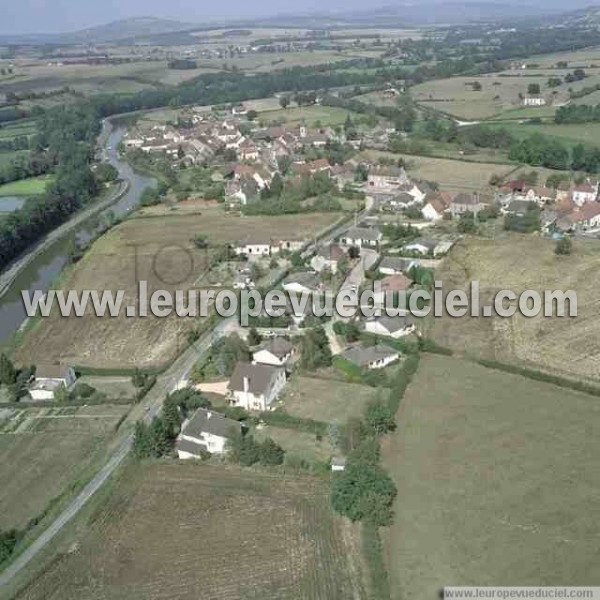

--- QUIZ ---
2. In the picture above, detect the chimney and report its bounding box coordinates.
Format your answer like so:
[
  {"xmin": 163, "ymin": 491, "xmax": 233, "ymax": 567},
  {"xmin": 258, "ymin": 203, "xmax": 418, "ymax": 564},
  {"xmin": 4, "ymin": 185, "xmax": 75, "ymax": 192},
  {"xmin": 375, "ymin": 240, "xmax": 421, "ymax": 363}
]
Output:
[{"xmin": 243, "ymin": 376, "xmax": 249, "ymax": 394}]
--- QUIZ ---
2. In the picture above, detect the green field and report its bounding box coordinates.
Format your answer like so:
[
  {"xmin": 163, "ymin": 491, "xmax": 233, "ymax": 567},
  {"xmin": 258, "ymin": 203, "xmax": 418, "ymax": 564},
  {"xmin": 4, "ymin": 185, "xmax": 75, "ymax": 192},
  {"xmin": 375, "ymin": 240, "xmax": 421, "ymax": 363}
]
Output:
[
  {"xmin": 258, "ymin": 104, "xmax": 355, "ymax": 127},
  {"xmin": 0, "ymin": 119, "xmax": 36, "ymax": 141},
  {"xmin": 0, "ymin": 149, "xmax": 29, "ymax": 168},
  {"xmin": 0, "ymin": 175, "xmax": 53, "ymax": 196},
  {"xmin": 491, "ymin": 120, "xmax": 600, "ymax": 147},
  {"xmin": 383, "ymin": 354, "xmax": 600, "ymax": 599}
]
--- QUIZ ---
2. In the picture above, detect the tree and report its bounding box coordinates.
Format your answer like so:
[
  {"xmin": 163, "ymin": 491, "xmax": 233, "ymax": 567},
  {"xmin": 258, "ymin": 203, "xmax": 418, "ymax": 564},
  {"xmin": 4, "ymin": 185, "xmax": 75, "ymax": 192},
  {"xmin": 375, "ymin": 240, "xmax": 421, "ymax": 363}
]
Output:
[
  {"xmin": 54, "ymin": 383, "xmax": 69, "ymax": 403},
  {"xmin": 162, "ymin": 395, "xmax": 181, "ymax": 437},
  {"xmin": 149, "ymin": 417, "xmax": 173, "ymax": 457},
  {"xmin": 132, "ymin": 368, "xmax": 146, "ymax": 388},
  {"xmin": 457, "ymin": 212, "xmax": 477, "ymax": 234},
  {"xmin": 347, "ymin": 246, "xmax": 360, "ymax": 259},
  {"xmin": 331, "ymin": 462, "xmax": 397, "ymax": 526},
  {"xmin": 527, "ymin": 83, "xmax": 541, "ymax": 95},
  {"xmin": 259, "ymin": 438, "xmax": 285, "ymax": 466},
  {"xmin": 132, "ymin": 421, "xmax": 152, "ymax": 458},
  {"xmin": 247, "ymin": 327, "xmax": 262, "ymax": 346},
  {"xmin": 471, "ymin": 81, "xmax": 482, "ymax": 91},
  {"xmin": 246, "ymin": 110, "xmax": 258, "ymax": 121},
  {"xmin": 299, "ymin": 326, "xmax": 332, "ymax": 370},
  {"xmin": 555, "ymin": 236, "xmax": 573, "ymax": 256},
  {"xmin": 95, "ymin": 163, "xmax": 118, "ymax": 183},
  {"xmin": 0, "ymin": 353, "xmax": 16, "ymax": 386},
  {"xmin": 279, "ymin": 95, "xmax": 290, "ymax": 109},
  {"xmin": 193, "ymin": 234, "xmax": 209, "ymax": 249},
  {"xmin": 365, "ymin": 398, "xmax": 396, "ymax": 435}
]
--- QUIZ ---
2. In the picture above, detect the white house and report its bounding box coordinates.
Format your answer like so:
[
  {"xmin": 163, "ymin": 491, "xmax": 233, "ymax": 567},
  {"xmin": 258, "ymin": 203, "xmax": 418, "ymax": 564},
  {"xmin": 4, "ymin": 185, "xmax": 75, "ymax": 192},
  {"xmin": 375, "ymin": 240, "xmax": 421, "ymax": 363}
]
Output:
[
  {"xmin": 176, "ymin": 408, "xmax": 243, "ymax": 458},
  {"xmin": 403, "ymin": 238, "xmax": 453, "ymax": 257},
  {"xmin": 330, "ymin": 456, "xmax": 347, "ymax": 472},
  {"xmin": 29, "ymin": 365, "xmax": 76, "ymax": 401},
  {"xmin": 343, "ymin": 344, "xmax": 400, "ymax": 370},
  {"xmin": 252, "ymin": 338, "xmax": 294, "ymax": 367},
  {"xmin": 522, "ymin": 96, "xmax": 546, "ymax": 106},
  {"xmin": 422, "ymin": 198, "xmax": 447, "ymax": 221},
  {"xmin": 367, "ymin": 165, "xmax": 408, "ymax": 188},
  {"xmin": 572, "ymin": 182, "xmax": 598, "ymax": 206},
  {"xmin": 340, "ymin": 226, "xmax": 382, "ymax": 248},
  {"xmin": 228, "ymin": 362, "xmax": 286, "ymax": 411},
  {"xmin": 364, "ymin": 315, "xmax": 415, "ymax": 338},
  {"xmin": 234, "ymin": 239, "xmax": 272, "ymax": 256}
]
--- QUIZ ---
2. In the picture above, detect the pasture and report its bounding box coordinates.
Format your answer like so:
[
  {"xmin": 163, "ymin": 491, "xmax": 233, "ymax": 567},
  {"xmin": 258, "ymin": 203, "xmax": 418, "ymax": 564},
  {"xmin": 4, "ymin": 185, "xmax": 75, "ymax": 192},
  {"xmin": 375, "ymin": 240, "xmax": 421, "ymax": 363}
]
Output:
[
  {"xmin": 0, "ymin": 404, "xmax": 130, "ymax": 530},
  {"xmin": 15, "ymin": 463, "xmax": 366, "ymax": 600},
  {"xmin": 429, "ymin": 235, "xmax": 600, "ymax": 381},
  {"xmin": 0, "ymin": 175, "xmax": 53, "ymax": 196},
  {"xmin": 382, "ymin": 354, "xmax": 600, "ymax": 599},
  {"xmin": 281, "ymin": 375, "xmax": 378, "ymax": 423},
  {"xmin": 15, "ymin": 208, "xmax": 342, "ymax": 369},
  {"xmin": 491, "ymin": 120, "xmax": 600, "ymax": 148}
]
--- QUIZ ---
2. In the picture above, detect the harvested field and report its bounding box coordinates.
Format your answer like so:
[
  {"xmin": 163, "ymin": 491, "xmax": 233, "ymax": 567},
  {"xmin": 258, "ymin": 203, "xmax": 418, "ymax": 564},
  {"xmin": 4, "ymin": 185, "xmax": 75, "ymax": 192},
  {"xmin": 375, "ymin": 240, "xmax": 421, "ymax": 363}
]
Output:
[
  {"xmin": 429, "ymin": 235, "xmax": 600, "ymax": 381},
  {"xmin": 0, "ymin": 404, "xmax": 129, "ymax": 529},
  {"xmin": 359, "ymin": 149, "xmax": 515, "ymax": 192},
  {"xmin": 16, "ymin": 463, "xmax": 366, "ymax": 600},
  {"xmin": 382, "ymin": 355, "xmax": 600, "ymax": 599},
  {"xmin": 282, "ymin": 375, "xmax": 377, "ymax": 423},
  {"xmin": 16, "ymin": 209, "xmax": 342, "ymax": 369}
]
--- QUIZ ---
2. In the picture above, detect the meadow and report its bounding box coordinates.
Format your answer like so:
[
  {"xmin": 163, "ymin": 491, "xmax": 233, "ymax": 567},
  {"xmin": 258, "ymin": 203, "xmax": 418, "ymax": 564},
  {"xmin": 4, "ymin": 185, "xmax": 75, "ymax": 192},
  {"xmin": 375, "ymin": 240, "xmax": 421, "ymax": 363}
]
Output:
[
  {"xmin": 429, "ymin": 235, "xmax": 600, "ymax": 382},
  {"xmin": 0, "ymin": 404, "xmax": 130, "ymax": 530},
  {"xmin": 13, "ymin": 462, "xmax": 366, "ymax": 600},
  {"xmin": 0, "ymin": 175, "xmax": 53, "ymax": 197},
  {"xmin": 257, "ymin": 105, "xmax": 354, "ymax": 128},
  {"xmin": 382, "ymin": 354, "xmax": 600, "ymax": 599},
  {"xmin": 281, "ymin": 375, "xmax": 378, "ymax": 423}
]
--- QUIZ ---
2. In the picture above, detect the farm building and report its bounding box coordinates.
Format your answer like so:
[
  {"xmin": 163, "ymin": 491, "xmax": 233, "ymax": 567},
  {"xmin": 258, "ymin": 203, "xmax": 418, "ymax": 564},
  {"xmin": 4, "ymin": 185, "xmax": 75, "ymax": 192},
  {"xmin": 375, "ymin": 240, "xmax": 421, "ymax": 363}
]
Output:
[{"xmin": 343, "ymin": 344, "xmax": 400, "ymax": 370}]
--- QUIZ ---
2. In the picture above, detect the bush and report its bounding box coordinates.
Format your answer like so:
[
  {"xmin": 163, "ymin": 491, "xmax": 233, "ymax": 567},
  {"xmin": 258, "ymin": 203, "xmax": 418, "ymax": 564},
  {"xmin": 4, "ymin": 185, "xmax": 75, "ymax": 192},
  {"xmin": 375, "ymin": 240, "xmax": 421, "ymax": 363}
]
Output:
[
  {"xmin": 259, "ymin": 410, "xmax": 327, "ymax": 435},
  {"xmin": 555, "ymin": 236, "xmax": 572, "ymax": 255}
]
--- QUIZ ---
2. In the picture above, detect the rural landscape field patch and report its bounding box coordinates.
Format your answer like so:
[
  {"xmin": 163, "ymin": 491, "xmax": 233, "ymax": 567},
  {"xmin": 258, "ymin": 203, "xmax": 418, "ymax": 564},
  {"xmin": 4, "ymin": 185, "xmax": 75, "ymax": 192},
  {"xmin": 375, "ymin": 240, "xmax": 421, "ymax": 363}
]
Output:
[
  {"xmin": 382, "ymin": 354, "xmax": 600, "ymax": 599},
  {"xmin": 16, "ymin": 463, "xmax": 366, "ymax": 600}
]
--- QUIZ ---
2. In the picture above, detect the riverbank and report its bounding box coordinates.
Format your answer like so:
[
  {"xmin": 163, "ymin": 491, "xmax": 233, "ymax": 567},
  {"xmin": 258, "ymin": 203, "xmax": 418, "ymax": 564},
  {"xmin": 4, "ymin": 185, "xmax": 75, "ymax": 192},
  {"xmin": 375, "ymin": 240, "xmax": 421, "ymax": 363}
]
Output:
[{"xmin": 0, "ymin": 178, "xmax": 129, "ymax": 300}]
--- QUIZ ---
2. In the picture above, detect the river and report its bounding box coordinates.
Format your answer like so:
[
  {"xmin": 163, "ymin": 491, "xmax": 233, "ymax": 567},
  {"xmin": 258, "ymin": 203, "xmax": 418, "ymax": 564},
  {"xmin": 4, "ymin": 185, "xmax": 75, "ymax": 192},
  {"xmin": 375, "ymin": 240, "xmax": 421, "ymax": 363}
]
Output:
[{"xmin": 0, "ymin": 120, "xmax": 156, "ymax": 347}]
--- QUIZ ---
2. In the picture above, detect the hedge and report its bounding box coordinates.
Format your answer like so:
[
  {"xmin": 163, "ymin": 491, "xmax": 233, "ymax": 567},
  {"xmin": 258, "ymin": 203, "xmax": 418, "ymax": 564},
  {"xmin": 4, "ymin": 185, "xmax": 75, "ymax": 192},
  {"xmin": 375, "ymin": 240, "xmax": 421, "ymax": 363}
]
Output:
[
  {"xmin": 361, "ymin": 523, "xmax": 391, "ymax": 600},
  {"xmin": 259, "ymin": 410, "xmax": 328, "ymax": 435}
]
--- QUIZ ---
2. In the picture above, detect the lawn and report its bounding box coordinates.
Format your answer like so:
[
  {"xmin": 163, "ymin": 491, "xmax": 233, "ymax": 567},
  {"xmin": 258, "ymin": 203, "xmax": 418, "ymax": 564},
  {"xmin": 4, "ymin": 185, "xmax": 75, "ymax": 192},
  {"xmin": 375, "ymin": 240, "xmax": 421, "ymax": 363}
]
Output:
[
  {"xmin": 0, "ymin": 119, "xmax": 37, "ymax": 141},
  {"xmin": 281, "ymin": 375, "xmax": 378, "ymax": 423},
  {"xmin": 254, "ymin": 424, "xmax": 335, "ymax": 464},
  {"xmin": 429, "ymin": 234, "xmax": 600, "ymax": 381},
  {"xmin": 0, "ymin": 175, "xmax": 53, "ymax": 196},
  {"xmin": 0, "ymin": 404, "xmax": 130, "ymax": 530},
  {"xmin": 382, "ymin": 354, "xmax": 600, "ymax": 599},
  {"xmin": 15, "ymin": 462, "xmax": 366, "ymax": 600},
  {"xmin": 16, "ymin": 208, "xmax": 343, "ymax": 369}
]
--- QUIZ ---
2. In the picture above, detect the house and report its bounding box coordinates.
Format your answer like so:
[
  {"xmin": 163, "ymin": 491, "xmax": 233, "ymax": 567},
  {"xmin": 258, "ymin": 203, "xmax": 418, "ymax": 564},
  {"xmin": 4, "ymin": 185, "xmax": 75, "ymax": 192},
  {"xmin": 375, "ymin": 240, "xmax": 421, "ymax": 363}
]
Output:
[
  {"xmin": 233, "ymin": 272, "xmax": 254, "ymax": 290},
  {"xmin": 367, "ymin": 165, "xmax": 407, "ymax": 188},
  {"xmin": 522, "ymin": 96, "xmax": 546, "ymax": 106},
  {"xmin": 364, "ymin": 315, "xmax": 416, "ymax": 338},
  {"xmin": 403, "ymin": 238, "xmax": 453, "ymax": 257},
  {"xmin": 340, "ymin": 226, "xmax": 382, "ymax": 248},
  {"xmin": 561, "ymin": 202, "xmax": 600, "ymax": 231},
  {"xmin": 450, "ymin": 192, "xmax": 483, "ymax": 217},
  {"xmin": 422, "ymin": 197, "xmax": 447, "ymax": 221},
  {"xmin": 375, "ymin": 274, "xmax": 413, "ymax": 303},
  {"xmin": 572, "ymin": 181, "xmax": 598, "ymax": 206},
  {"xmin": 234, "ymin": 238, "xmax": 272, "ymax": 256},
  {"xmin": 282, "ymin": 271, "xmax": 322, "ymax": 294},
  {"xmin": 343, "ymin": 344, "xmax": 400, "ymax": 370},
  {"xmin": 176, "ymin": 408, "xmax": 243, "ymax": 458},
  {"xmin": 378, "ymin": 256, "xmax": 418, "ymax": 276},
  {"xmin": 238, "ymin": 139, "xmax": 259, "ymax": 161},
  {"xmin": 504, "ymin": 199, "xmax": 537, "ymax": 216},
  {"xmin": 310, "ymin": 244, "xmax": 345, "ymax": 274},
  {"xmin": 252, "ymin": 338, "xmax": 294, "ymax": 367},
  {"xmin": 330, "ymin": 164, "xmax": 356, "ymax": 188},
  {"xmin": 523, "ymin": 187, "xmax": 556, "ymax": 205},
  {"xmin": 228, "ymin": 362, "xmax": 286, "ymax": 411},
  {"xmin": 330, "ymin": 456, "xmax": 347, "ymax": 472},
  {"xmin": 29, "ymin": 365, "xmax": 77, "ymax": 401}
]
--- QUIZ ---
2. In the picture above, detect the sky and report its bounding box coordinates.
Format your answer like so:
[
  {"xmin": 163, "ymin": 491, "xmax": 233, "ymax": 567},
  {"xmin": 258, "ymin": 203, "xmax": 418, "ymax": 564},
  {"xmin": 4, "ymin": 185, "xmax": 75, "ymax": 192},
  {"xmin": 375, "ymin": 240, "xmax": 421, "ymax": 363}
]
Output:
[
  {"xmin": 0, "ymin": 0, "xmax": 348, "ymax": 34},
  {"xmin": 0, "ymin": 0, "xmax": 591, "ymax": 35}
]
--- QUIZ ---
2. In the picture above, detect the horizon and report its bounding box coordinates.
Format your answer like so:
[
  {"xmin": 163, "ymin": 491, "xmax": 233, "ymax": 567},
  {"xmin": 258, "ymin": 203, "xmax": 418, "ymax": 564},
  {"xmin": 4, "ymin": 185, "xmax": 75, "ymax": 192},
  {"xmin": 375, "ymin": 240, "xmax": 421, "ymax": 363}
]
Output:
[{"xmin": 0, "ymin": 0, "xmax": 595, "ymax": 36}]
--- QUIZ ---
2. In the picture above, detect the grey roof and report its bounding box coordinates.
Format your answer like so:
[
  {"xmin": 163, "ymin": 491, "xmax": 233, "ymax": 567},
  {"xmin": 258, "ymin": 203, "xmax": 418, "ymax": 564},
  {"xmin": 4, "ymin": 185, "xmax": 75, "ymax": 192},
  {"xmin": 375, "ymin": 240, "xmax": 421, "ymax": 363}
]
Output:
[
  {"xmin": 452, "ymin": 192, "xmax": 479, "ymax": 206},
  {"xmin": 176, "ymin": 438, "xmax": 208, "ymax": 456},
  {"xmin": 379, "ymin": 256, "xmax": 416, "ymax": 273},
  {"xmin": 182, "ymin": 408, "xmax": 243, "ymax": 440},
  {"xmin": 229, "ymin": 362, "xmax": 284, "ymax": 395},
  {"xmin": 343, "ymin": 226, "xmax": 382, "ymax": 241},
  {"xmin": 257, "ymin": 337, "xmax": 293, "ymax": 359},
  {"xmin": 343, "ymin": 344, "xmax": 399, "ymax": 367},
  {"xmin": 283, "ymin": 271, "xmax": 321, "ymax": 291},
  {"xmin": 394, "ymin": 192, "xmax": 415, "ymax": 204},
  {"xmin": 331, "ymin": 456, "xmax": 347, "ymax": 467},
  {"xmin": 404, "ymin": 238, "xmax": 439, "ymax": 251},
  {"xmin": 506, "ymin": 200, "xmax": 536, "ymax": 215},
  {"xmin": 368, "ymin": 315, "xmax": 413, "ymax": 333},
  {"xmin": 35, "ymin": 364, "xmax": 72, "ymax": 380}
]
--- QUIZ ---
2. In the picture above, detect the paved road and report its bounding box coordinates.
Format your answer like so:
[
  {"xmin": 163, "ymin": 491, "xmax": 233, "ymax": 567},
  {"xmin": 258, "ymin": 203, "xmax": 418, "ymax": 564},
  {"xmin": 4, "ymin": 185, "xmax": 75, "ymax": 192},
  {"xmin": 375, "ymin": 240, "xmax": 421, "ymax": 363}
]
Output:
[
  {"xmin": 0, "ymin": 207, "xmax": 358, "ymax": 589},
  {"xmin": 0, "ymin": 317, "xmax": 234, "ymax": 589}
]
